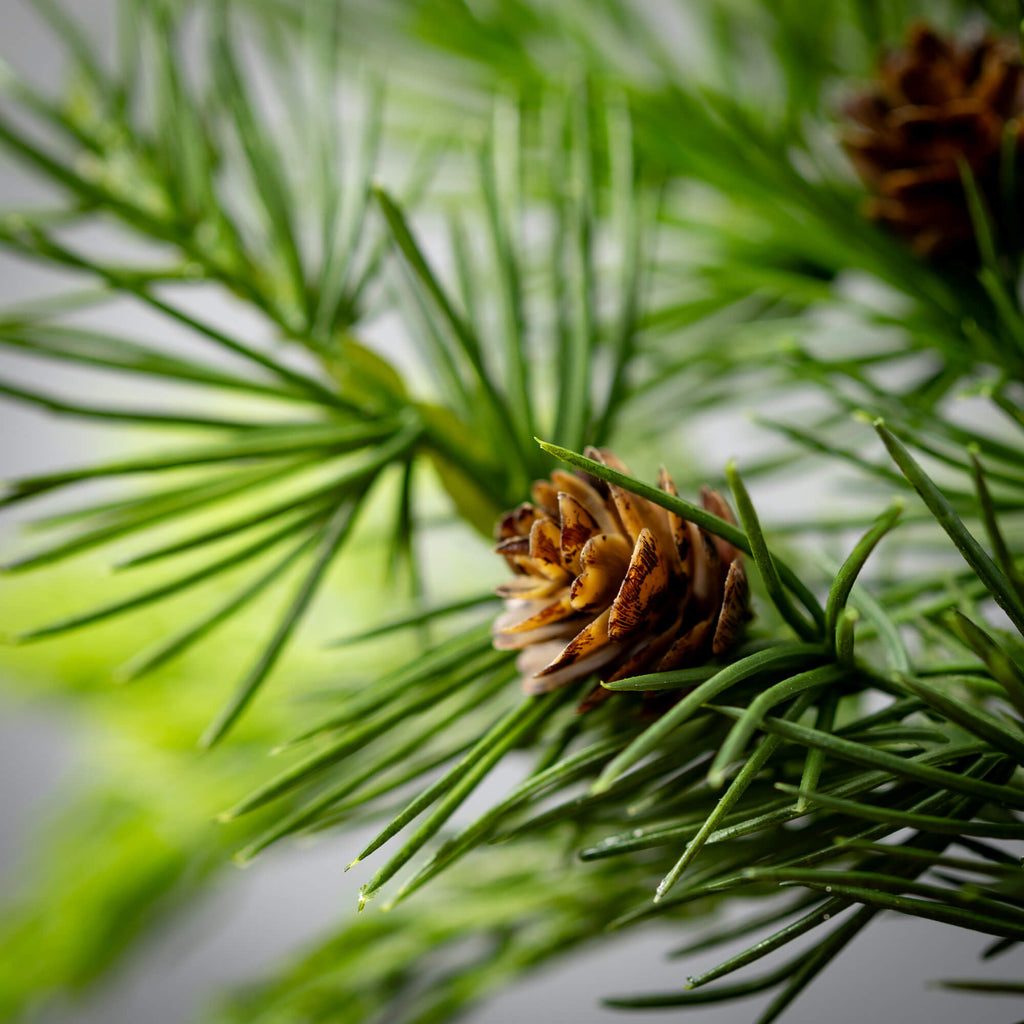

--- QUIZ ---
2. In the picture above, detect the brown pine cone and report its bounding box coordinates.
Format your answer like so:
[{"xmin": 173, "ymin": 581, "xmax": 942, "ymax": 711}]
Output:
[
  {"xmin": 491, "ymin": 448, "xmax": 750, "ymax": 703},
  {"xmin": 843, "ymin": 22, "xmax": 1024, "ymax": 260}
]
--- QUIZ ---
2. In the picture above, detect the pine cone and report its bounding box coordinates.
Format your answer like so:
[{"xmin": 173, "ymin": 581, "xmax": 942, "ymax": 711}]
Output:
[
  {"xmin": 843, "ymin": 22, "xmax": 1024, "ymax": 260},
  {"xmin": 492, "ymin": 448, "xmax": 750, "ymax": 703}
]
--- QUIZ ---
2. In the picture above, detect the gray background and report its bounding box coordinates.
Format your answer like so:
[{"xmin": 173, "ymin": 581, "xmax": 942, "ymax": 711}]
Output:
[{"xmin": 0, "ymin": 2, "xmax": 1021, "ymax": 1022}]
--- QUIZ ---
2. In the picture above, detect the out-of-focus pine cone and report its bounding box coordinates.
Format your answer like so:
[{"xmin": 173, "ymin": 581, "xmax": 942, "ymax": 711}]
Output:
[
  {"xmin": 491, "ymin": 448, "xmax": 750, "ymax": 704},
  {"xmin": 843, "ymin": 22, "xmax": 1024, "ymax": 260}
]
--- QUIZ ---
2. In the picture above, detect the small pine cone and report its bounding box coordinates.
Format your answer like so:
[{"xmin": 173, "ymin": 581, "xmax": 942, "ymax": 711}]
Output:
[
  {"xmin": 842, "ymin": 22, "xmax": 1024, "ymax": 260},
  {"xmin": 491, "ymin": 448, "xmax": 750, "ymax": 702}
]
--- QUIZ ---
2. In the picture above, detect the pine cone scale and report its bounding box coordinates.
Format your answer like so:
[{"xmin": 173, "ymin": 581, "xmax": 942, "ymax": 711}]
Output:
[
  {"xmin": 570, "ymin": 533, "xmax": 632, "ymax": 612},
  {"xmin": 713, "ymin": 561, "xmax": 750, "ymax": 655},
  {"xmin": 558, "ymin": 493, "xmax": 601, "ymax": 570},
  {"xmin": 607, "ymin": 528, "xmax": 671, "ymax": 642}
]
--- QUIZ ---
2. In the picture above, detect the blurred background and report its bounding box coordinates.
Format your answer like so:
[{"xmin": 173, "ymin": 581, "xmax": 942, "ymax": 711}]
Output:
[{"xmin": 0, "ymin": 2, "xmax": 1020, "ymax": 1022}]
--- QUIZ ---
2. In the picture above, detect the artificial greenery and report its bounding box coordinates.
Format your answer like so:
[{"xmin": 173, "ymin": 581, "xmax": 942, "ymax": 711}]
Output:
[{"xmin": 1, "ymin": 0, "xmax": 1023, "ymax": 1021}]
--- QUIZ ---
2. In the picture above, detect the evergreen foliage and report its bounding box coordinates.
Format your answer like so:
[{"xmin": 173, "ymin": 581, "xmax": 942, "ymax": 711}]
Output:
[{"xmin": 1, "ymin": 0, "xmax": 1023, "ymax": 1021}]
